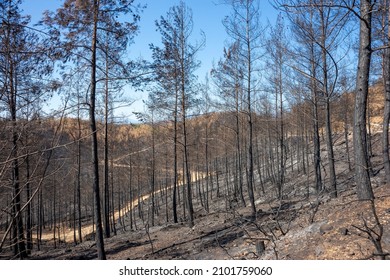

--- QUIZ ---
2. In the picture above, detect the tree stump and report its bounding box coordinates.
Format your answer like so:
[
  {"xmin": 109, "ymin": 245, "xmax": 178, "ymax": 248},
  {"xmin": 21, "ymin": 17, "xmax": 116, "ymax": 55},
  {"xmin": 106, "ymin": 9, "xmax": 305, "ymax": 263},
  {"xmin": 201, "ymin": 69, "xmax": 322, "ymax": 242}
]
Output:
[{"xmin": 256, "ymin": 240, "xmax": 265, "ymax": 256}]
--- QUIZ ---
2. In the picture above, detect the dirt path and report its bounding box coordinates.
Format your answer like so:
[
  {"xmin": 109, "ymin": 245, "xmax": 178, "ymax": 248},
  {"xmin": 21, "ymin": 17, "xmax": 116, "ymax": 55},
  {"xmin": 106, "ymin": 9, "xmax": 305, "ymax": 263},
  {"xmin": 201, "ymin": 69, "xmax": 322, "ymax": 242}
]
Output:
[{"xmin": 39, "ymin": 171, "xmax": 208, "ymax": 242}]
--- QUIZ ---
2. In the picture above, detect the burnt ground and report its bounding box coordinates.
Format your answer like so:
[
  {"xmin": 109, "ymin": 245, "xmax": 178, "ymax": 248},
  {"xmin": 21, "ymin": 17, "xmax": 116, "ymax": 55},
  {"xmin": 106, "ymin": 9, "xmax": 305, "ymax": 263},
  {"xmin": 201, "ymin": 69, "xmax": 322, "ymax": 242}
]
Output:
[{"xmin": 27, "ymin": 182, "xmax": 390, "ymax": 260}]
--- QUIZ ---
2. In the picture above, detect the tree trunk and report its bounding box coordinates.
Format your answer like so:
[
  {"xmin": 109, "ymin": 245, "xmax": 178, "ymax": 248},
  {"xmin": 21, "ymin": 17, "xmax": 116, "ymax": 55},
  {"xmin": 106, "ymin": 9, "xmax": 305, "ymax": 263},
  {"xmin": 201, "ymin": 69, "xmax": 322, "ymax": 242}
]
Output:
[
  {"xmin": 76, "ymin": 108, "xmax": 83, "ymax": 243},
  {"xmin": 325, "ymin": 99, "xmax": 337, "ymax": 197},
  {"xmin": 310, "ymin": 37, "xmax": 323, "ymax": 194},
  {"xmin": 103, "ymin": 45, "xmax": 110, "ymax": 239},
  {"xmin": 235, "ymin": 88, "xmax": 246, "ymax": 206},
  {"xmin": 9, "ymin": 53, "xmax": 27, "ymax": 259},
  {"xmin": 172, "ymin": 78, "xmax": 179, "ymax": 224},
  {"xmin": 180, "ymin": 26, "xmax": 194, "ymax": 227},
  {"xmin": 205, "ymin": 121, "xmax": 210, "ymax": 212},
  {"xmin": 246, "ymin": 4, "xmax": 256, "ymax": 218},
  {"xmin": 382, "ymin": 0, "xmax": 390, "ymax": 183},
  {"xmin": 90, "ymin": 0, "xmax": 106, "ymax": 259},
  {"xmin": 319, "ymin": 6, "xmax": 337, "ymax": 198},
  {"xmin": 383, "ymin": 58, "xmax": 390, "ymax": 182},
  {"xmin": 354, "ymin": 0, "xmax": 374, "ymax": 200},
  {"xmin": 26, "ymin": 154, "xmax": 32, "ymax": 253}
]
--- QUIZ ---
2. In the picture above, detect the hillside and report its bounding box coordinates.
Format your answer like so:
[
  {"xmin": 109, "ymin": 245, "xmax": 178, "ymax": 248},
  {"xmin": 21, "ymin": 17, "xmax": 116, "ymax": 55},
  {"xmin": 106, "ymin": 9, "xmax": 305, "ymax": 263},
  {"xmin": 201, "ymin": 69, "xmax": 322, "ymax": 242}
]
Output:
[
  {"xmin": 3, "ymin": 0, "xmax": 390, "ymax": 264},
  {"xmin": 27, "ymin": 131, "xmax": 390, "ymax": 260},
  {"xmin": 1, "ymin": 85, "xmax": 390, "ymax": 260},
  {"xmin": 27, "ymin": 185, "xmax": 390, "ymax": 260}
]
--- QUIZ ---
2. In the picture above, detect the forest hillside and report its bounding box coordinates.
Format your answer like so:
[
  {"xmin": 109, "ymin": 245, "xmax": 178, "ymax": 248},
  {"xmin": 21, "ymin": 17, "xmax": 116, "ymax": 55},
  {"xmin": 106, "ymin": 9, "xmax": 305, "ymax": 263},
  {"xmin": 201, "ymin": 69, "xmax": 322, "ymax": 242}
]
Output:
[
  {"xmin": 2, "ymin": 0, "xmax": 390, "ymax": 260},
  {"xmin": 1, "ymin": 84, "xmax": 390, "ymax": 260}
]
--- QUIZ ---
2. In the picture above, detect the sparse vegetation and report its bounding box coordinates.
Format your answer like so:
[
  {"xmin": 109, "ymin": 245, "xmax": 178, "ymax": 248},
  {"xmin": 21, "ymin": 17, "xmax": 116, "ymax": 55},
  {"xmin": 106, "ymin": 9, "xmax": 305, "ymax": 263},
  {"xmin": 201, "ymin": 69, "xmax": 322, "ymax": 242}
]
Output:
[{"xmin": 1, "ymin": 0, "xmax": 390, "ymax": 260}]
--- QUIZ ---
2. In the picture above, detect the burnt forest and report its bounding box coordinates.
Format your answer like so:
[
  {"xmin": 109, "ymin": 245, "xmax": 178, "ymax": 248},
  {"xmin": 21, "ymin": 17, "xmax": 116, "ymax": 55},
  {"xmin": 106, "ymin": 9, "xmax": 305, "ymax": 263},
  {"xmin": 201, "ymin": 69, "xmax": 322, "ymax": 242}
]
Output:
[{"xmin": 1, "ymin": 0, "xmax": 390, "ymax": 260}]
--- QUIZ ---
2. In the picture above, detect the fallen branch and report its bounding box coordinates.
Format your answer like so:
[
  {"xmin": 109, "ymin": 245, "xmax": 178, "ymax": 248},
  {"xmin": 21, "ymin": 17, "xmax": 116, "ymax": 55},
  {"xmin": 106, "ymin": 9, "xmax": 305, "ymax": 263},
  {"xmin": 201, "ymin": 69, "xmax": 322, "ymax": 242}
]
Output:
[{"xmin": 351, "ymin": 200, "xmax": 388, "ymax": 260}]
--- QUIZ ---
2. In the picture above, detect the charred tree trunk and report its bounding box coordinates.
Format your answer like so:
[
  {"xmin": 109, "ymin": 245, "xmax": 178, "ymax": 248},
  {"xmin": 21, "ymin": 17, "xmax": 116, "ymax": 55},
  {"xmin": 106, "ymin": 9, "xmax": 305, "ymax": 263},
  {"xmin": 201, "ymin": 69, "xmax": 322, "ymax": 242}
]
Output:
[
  {"xmin": 9, "ymin": 54, "xmax": 27, "ymax": 260},
  {"xmin": 90, "ymin": 0, "xmax": 106, "ymax": 259},
  {"xmin": 103, "ymin": 46, "xmax": 110, "ymax": 239},
  {"xmin": 354, "ymin": 0, "xmax": 374, "ymax": 200},
  {"xmin": 382, "ymin": 0, "xmax": 390, "ymax": 183}
]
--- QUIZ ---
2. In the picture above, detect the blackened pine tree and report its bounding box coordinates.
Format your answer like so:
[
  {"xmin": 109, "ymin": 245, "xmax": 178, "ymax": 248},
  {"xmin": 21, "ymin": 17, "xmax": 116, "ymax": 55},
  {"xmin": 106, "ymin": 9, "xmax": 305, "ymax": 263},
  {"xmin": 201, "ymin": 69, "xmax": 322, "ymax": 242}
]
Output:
[
  {"xmin": 222, "ymin": 0, "xmax": 264, "ymax": 219},
  {"xmin": 377, "ymin": 0, "xmax": 390, "ymax": 184},
  {"xmin": 354, "ymin": 0, "xmax": 375, "ymax": 200},
  {"xmin": 211, "ymin": 40, "xmax": 246, "ymax": 207},
  {"xmin": 149, "ymin": 17, "xmax": 181, "ymax": 224},
  {"xmin": 265, "ymin": 14, "xmax": 290, "ymax": 200},
  {"xmin": 97, "ymin": 10, "xmax": 140, "ymax": 239},
  {"xmin": 148, "ymin": 1, "xmax": 204, "ymax": 226}
]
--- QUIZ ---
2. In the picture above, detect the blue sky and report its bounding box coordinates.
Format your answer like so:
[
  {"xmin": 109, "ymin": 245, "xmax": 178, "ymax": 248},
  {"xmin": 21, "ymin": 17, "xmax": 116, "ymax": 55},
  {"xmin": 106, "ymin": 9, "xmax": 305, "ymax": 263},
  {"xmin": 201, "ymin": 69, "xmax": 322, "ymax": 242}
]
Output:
[
  {"xmin": 132, "ymin": 0, "xmax": 278, "ymax": 77},
  {"xmin": 20, "ymin": 0, "xmax": 278, "ymax": 120}
]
